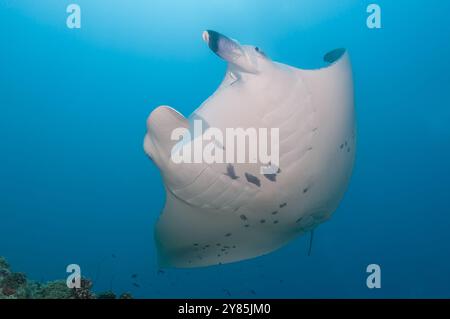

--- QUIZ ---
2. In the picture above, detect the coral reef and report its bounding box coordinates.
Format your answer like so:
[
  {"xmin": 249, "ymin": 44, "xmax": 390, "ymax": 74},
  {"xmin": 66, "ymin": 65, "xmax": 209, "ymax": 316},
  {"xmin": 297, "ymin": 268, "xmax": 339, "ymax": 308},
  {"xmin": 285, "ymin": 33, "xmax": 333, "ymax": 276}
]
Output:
[
  {"xmin": 119, "ymin": 292, "xmax": 133, "ymax": 299},
  {"xmin": 0, "ymin": 256, "xmax": 9, "ymax": 270},
  {"xmin": 0, "ymin": 257, "xmax": 31, "ymax": 299},
  {"xmin": 34, "ymin": 281, "xmax": 74, "ymax": 299},
  {"xmin": 97, "ymin": 291, "xmax": 117, "ymax": 299},
  {"xmin": 0, "ymin": 256, "xmax": 133, "ymax": 299},
  {"xmin": 73, "ymin": 278, "xmax": 96, "ymax": 299}
]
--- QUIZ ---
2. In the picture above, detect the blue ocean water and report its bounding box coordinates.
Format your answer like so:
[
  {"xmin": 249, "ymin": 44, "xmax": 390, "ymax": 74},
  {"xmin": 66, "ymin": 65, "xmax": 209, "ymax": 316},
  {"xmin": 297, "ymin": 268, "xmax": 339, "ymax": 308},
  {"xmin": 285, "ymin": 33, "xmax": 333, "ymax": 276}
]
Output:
[{"xmin": 1, "ymin": 0, "xmax": 450, "ymax": 298}]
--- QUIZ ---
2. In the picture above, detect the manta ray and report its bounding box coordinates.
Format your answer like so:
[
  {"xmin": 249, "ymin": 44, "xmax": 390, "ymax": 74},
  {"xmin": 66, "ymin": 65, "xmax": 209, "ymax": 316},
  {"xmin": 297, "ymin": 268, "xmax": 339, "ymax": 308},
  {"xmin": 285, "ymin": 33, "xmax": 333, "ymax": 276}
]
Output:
[{"xmin": 144, "ymin": 30, "xmax": 355, "ymax": 268}]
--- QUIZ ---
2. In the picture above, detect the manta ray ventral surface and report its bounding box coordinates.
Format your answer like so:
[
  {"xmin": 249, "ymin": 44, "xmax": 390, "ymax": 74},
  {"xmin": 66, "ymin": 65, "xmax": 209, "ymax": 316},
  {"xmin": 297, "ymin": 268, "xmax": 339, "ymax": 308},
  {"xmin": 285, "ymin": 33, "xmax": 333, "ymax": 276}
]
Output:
[{"xmin": 144, "ymin": 30, "xmax": 355, "ymax": 268}]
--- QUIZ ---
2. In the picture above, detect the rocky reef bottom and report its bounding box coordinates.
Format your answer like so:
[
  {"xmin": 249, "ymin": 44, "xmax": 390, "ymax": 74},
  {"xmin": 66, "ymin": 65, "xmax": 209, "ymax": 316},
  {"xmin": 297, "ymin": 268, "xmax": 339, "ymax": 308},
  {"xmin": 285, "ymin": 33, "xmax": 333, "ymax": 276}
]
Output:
[{"xmin": 0, "ymin": 256, "xmax": 133, "ymax": 299}]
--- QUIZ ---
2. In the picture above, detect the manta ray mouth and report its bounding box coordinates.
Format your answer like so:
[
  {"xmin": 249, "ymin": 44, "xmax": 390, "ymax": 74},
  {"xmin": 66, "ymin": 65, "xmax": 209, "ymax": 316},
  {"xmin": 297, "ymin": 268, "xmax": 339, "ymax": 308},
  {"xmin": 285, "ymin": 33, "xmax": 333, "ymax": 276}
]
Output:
[{"xmin": 202, "ymin": 30, "xmax": 242, "ymax": 62}]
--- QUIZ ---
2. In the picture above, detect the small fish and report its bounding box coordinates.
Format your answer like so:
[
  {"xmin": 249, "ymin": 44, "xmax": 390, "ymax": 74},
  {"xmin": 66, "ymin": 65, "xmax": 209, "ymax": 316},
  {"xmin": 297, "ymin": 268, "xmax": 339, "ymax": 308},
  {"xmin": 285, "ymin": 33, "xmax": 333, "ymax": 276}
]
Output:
[
  {"xmin": 250, "ymin": 289, "xmax": 256, "ymax": 295},
  {"xmin": 111, "ymin": 254, "xmax": 116, "ymax": 258},
  {"xmin": 157, "ymin": 269, "xmax": 165, "ymax": 275},
  {"xmin": 223, "ymin": 289, "xmax": 232, "ymax": 296},
  {"xmin": 132, "ymin": 283, "xmax": 140, "ymax": 288},
  {"xmin": 131, "ymin": 274, "xmax": 138, "ymax": 279}
]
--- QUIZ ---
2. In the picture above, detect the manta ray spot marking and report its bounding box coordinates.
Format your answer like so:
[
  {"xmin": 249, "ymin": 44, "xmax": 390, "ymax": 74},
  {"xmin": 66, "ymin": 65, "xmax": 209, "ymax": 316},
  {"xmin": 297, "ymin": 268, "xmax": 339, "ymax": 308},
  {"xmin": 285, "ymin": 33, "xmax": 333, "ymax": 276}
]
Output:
[{"xmin": 245, "ymin": 173, "xmax": 261, "ymax": 187}]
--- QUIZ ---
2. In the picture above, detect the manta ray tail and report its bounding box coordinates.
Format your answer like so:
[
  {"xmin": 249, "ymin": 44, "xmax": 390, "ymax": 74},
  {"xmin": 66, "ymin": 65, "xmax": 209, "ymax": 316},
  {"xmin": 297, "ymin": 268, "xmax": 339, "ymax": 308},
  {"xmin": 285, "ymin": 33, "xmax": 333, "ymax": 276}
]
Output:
[{"xmin": 307, "ymin": 230, "xmax": 314, "ymax": 257}]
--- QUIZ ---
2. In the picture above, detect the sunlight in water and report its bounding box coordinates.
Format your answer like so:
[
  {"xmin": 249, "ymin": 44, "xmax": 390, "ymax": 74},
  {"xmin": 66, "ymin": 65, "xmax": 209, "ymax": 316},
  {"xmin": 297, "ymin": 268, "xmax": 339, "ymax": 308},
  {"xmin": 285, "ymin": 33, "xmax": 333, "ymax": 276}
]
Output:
[{"xmin": 7, "ymin": 0, "xmax": 358, "ymax": 57}]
